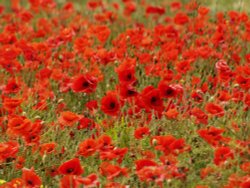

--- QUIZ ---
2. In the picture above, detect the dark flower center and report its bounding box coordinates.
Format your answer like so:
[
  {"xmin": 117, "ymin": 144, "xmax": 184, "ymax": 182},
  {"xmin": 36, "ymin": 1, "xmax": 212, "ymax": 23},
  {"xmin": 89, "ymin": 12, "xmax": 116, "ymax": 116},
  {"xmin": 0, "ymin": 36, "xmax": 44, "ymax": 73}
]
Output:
[
  {"xmin": 127, "ymin": 89, "xmax": 135, "ymax": 95},
  {"xmin": 30, "ymin": 135, "xmax": 36, "ymax": 140},
  {"xmin": 12, "ymin": 84, "xmax": 18, "ymax": 90},
  {"xmin": 6, "ymin": 157, "xmax": 15, "ymax": 163},
  {"xmin": 240, "ymin": 80, "xmax": 247, "ymax": 84},
  {"xmin": 151, "ymin": 175, "xmax": 158, "ymax": 180},
  {"xmin": 151, "ymin": 96, "xmax": 157, "ymax": 104},
  {"xmin": 82, "ymin": 81, "xmax": 89, "ymax": 88},
  {"xmin": 194, "ymin": 95, "xmax": 202, "ymax": 101},
  {"xmin": 66, "ymin": 168, "xmax": 74, "ymax": 173},
  {"xmin": 166, "ymin": 89, "xmax": 173, "ymax": 96},
  {"xmin": 165, "ymin": 161, "xmax": 171, "ymax": 165},
  {"xmin": 6, "ymin": 64, "xmax": 11, "ymax": 68},
  {"xmin": 27, "ymin": 180, "xmax": 33, "ymax": 185},
  {"xmin": 15, "ymin": 123, "xmax": 21, "ymax": 127},
  {"xmin": 208, "ymin": 132, "xmax": 217, "ymax": 136},
  {"xmin": 109, "ymin": 102, "xmax": 116, "ymax": 109},
  {"xmin": 47, "ymin": 148, "xmax": 54, "ymax": 153},
  {"xmin": 126, "ymin": 74, "xmax": 132, "ymax": 80}
]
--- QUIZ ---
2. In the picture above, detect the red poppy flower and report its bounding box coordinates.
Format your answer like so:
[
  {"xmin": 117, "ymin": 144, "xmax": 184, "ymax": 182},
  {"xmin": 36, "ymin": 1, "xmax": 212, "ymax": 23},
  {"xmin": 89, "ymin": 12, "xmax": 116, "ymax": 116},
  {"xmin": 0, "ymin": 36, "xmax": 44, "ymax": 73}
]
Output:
[
  {"xmin": 71, "ymin": 74, "xmax": 98, "ymax": 93},
  {"xmin": 40, "ymin": 142, "xmax": 57, "ymax": 155},
  {"xmin": 245, "ymin": 93, "xmax": 250, "ymax": 108},
  {"xmin": 59, "ymin": 28, "xmax": 75, "ymax": 43},
  {"xmin": 141, "ymin": 86, "xmax": 163, "ymax": 112},
  {"xmin": 198, "ymin": 6, "xmax": 210, "ymax": 16},
  {"xmin": 175, "ymin": 60, "xmax": 191, "ymax": 74},
  {"xmin": 113, "ymin": 148, "xmax": 128, "ymax": 163},
  {"xmin": 85, "ymin": 100, "xmax": 98, "ymax": 111},
  {"xmin": 152, "ymin": 135, "xmax": 188, "ymax": 155},
  {"xmin": 232, "ymin": 88, "xmax": 244, "ymax": 102},
  {"xmin": 146, "ymin": 6, "xmax": 165, "ymax": 15},
  {"xmin": 135, "ymin": 159, "xmax": 157, "ymax": 171},
  {"xmin": 158, "ymin": 81, "xmax": 178, "ymax": 98},
  {"xmin": 24, "ymin": 133, "xmax": 40, "ymax": 145},
  {"xmin": 214, "ymin": 147, "xmax": 234, "ymax": 166},
  {"xmin": 174, "ymin": 12, "xmax": 189, "ymax": 25},
  {"xmin": 15, "ymin": 156, "xmax": 25, "ymax": 169},
  {"xmin": 241, "ymin": 162, "xmax": 250, "ymax": 173},
  {"xmin": 119, "ymin": 84, "xmax": 138, "ymax": 99},
  {"xmin": 215, "ymin": 60, "xmax": 233, "ymax": 81},
  {"xmin": 123, "ymin": 1, "xmax": 136, "ymax": 16},
  {"xmin": 134, "ymin": 127, "xmax": 150, "ymax": 139},
  {"xmin": 87, "ymin": 1, "xmax": 103, "ymax": 10},
  {"xmin": 236, "ymin": 75, "xmax": 250, "ymax": 90},
  {"xmin": 191, "ymin": 107, "xmax": 208, "ymax": 125},
  {"xmin": 58, "ymin": 158, "xmax": 84, "ymax": 176},
  {"xmin": 169, "ymin": 139, "xmax": 187, "ymax": 153},
  {"xmin": 241, "ymin": 180, "xmax": 250, "ymax": 188},
  {"xmin": 136, "ymin": 166, "xmax": 165, "ymax": 184},
  {"xmin": 77, "ymin": 138, "xmax": 97, "ymax": 157},
  {"xmin": 60, "ymin": 175, "xmax": 79, "ymax": 188},
  {"xmin": 78, "ymin": 117, "xmax": 95, "ymax": 130},
  {"xmin": 7, "ymin": 116, "xmax": 33, "ymax": 137},
  {"xmin": 2, "ymin": 97, "xmax": 22, "ymax": 112},
  {"xmin": 170, "ymin": 2, "xmax": 182, "ymax": 10},
  {"xmin": 115, "ymin": 59, "xmax": 137, "ymax": 85},
  {"xmin": 58, "ymin": 111, "xmax": 80, "ymax": 127},
  {"xmin": 28, "ymin": 120, "xmax": 43, "ymax": 136},
  {"xmin": 7, "ymin": 116, "xmax": 25, "ymax": 135},
  {"xmin": 197, "ymin": 126, "xmax": 226, "ymax": 146},
  {"xmin": 0, "ymin": 178, "xmax": 24, "ymax": 187},
  {"xmin": 77, "ymin": 173, "xmax": 99, "ymax": 187},
  {"xmin": 20, "ymin": 10, "xmax": 33, "ymax": 22},
  {"xmin": 215, "ymin": 60, "xmax": 231, "ymax": 72},
  {"xmin": 105, "ymin": 182, "xmax": 126, "ymax": 188},
  {"xmin": 100, "ymin": 147, "xmax": 128, "ymax": 164},
  {"xmin": 205, "ymin": 102, "xmax": 224, "ymax": 117},
  {"xmin": 165, "ymin": 107, "xmax": 179, "ymax": 119},
  {"xmin": 0, "ymin": 59, "xmax": 22, "ymax": 74},
  {"xmin": 99, "ymin": 162, "xmax": 128, "ymax": 180},
  {"xmin": 218, "ymin": 90, "xmax": 231, "ymax": 101},
  {"xmin": 36, "ymin": 67, "xmax": 52, "ymax": 80},
  {"xmin": 185, "ymin": 1, "xmax": 198, "ymax": 11},
  {"xmin": 3, "ymin": 78, "xmax": 20, "ymax": 94},
  {"xmin": 99, "ymin": 151, "xmax": 118, "ymax": 162},
  {"xmin": 101, "ymin": 92, "xmax": 120, "ymax": 116},
  {"xmin": 22, "ymin": 168, "xmax": 42, "ymax": 188},
  {"xmin": 97, "ymin": 135, "xmax": 114, "ymax": 151},
  {"xmin": 200, "ymin": 167, "xmax": 214, "ymax": 179},
  {"xmin": 0, "ymin": 141, "xmax": 19, "ymax": 162},
  {"xmin": 93, "ymin": 25, "xmax": 111, "ymax": 44}
]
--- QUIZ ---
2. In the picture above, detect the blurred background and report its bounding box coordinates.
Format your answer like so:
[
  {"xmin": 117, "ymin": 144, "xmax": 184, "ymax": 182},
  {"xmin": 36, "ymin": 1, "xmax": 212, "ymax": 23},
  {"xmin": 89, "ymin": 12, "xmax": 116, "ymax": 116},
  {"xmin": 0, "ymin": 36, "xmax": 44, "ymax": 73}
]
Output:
[{"xmin": 0, "ymin": 0, "xmax": 249, "ymax": 13}]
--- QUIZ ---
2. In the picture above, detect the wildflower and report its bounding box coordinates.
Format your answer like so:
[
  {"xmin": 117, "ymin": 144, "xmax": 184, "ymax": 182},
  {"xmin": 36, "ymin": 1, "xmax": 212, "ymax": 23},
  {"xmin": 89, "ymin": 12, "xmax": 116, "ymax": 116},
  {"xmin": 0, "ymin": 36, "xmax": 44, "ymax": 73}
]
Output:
[
  {"xmin": 101, "ymin": 92, "xmax": 120, "ymax": 116},
  {"xmin": 58, "ymin": 158, "xmax": 84, "ymax": 176},
  {"xmin": 22, "ymin": 168, "xmax": 42, "ymax": 188},
  {"xmin": 71, "ymin": 74, "xmax": 98, "ymax": 93}
]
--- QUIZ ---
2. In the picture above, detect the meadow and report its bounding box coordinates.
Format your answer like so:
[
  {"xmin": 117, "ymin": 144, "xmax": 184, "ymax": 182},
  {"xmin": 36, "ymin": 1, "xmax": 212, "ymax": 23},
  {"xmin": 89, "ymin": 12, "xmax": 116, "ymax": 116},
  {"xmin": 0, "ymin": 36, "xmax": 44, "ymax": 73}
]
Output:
[{"xmin": 0, "ymin": 0, "xmax": 249, "ymax": 187}]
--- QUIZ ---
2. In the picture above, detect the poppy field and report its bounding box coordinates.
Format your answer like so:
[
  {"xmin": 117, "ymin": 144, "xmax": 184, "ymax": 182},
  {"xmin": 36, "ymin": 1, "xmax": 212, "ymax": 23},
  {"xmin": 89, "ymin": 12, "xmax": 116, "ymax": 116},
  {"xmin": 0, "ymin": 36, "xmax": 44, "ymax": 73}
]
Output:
[{"xmin": 0, "ymin": 0, "xmax": 250, "ymax": 187}]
